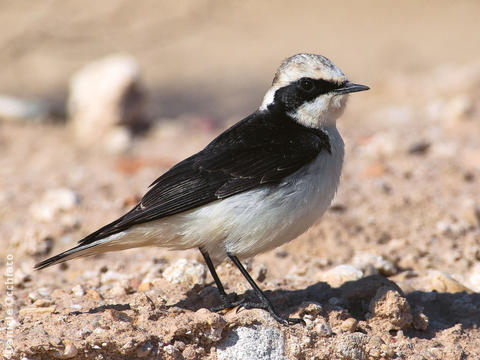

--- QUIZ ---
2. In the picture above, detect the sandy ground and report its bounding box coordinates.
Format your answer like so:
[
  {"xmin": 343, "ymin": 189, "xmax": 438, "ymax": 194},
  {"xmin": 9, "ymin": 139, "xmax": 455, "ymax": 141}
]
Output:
[{"xmin": 1, "ymin": 1, "xmax": 480, "ymax": 359}]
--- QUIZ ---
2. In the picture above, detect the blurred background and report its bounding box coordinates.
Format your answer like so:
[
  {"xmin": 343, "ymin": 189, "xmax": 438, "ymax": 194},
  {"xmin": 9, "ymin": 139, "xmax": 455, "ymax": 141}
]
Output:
[
  {"xmin": 1, "ymin": 1, "xmax": 480, "ymax": 357},
  {"xmin": 0, "ymin": 0, "xmax": 479, "ymax": 121}
]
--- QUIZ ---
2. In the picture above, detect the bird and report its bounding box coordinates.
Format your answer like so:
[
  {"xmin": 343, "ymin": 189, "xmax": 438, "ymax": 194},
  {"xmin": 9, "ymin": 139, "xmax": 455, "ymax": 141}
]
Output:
[{"xmin": 35, "ymin": 53, "xmax": 369, "ymax": 325}]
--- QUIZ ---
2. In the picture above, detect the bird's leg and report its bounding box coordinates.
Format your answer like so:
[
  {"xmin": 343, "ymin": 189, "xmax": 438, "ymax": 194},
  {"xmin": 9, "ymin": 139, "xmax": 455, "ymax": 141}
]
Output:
[
  {"xmin": 227, "ymin": 252, "xmax": 304, "ymax": 326},
  {"xmin": 199, "ymin": 248, "xmax": 244, "ymax": 311}
]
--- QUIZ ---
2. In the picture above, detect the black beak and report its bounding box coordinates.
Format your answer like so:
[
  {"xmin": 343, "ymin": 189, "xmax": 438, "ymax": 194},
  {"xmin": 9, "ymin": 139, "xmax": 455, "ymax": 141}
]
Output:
[{"xmin": 335, "ymin": 82, "xmax": 370, "ymax": 94}]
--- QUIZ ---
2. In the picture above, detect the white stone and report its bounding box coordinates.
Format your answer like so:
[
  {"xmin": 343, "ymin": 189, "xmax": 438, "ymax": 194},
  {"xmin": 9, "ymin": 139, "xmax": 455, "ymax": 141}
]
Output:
[
  {"xmin": 0, "ymin": 95, "xmax": 48, "ymax": 122},
  {"xmin": 30, "ymin": 188, "xmax": 79, "ymax": 222},
  {"xmin": 314, "ymin": 318, "xmax": 332, "ymax": 337},
  {"xmin": 68, "ymin": 54, "xmax": 144, "ymax": 146},
  {"xmin": 468, "ymin": 270, "xmax": 480, "ymax": 293},
  {"xmin": 352, "ymin": 252, "xmax": 396, "ymax": 276},
  {"xmin": 217, "ymin": 326, "xmax": 288, "ymax": 360},
  {"xmin": 317, "ymin": 264, "xmax": 363, "ymax": 287},
  {"xmin": 444, "ymin": 94, "xmax": 474, "ymax": 123},
  {"xmin": 162, "ymin": 258, "xmax": 206, "ymax": 289},
  {"xmin": 71, "ymin": 285, "xmax": 85, "ymax": 297}
]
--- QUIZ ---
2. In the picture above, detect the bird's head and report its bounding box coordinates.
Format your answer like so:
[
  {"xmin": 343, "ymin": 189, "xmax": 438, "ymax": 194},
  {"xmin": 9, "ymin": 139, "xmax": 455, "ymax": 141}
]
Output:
[{"xmin": 260, "ymin": 53, "xmax": 369, "ymax": 128}]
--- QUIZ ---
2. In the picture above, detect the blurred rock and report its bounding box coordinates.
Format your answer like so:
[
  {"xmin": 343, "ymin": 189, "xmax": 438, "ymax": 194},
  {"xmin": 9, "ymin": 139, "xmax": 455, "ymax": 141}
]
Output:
[
  {"xmin": 444, "ymin": 94, "xmax": 475, "ymax": 123},
  {"xmin": 137, "ymin": 281, "xmax": 153, "ymax": 292},
  {"xmin": 103, "ymin": 125, "xmax": 133, "ymax": 154},
  {"xmin": 29, "ymin": 188, "xmax": 80, "ymax": 222},
  {"xmin": 54, "ymin": 341, "xmax": 78, "ymax": 359},
  {"xmin": 19, "ymin": 306, "xmax": 56, "ymax": 316},
  {"xmin": 298, "ymin": 301, "xmax": 323, "ymax": 318},
  {"xmin": 425, "ymin": 270, "xmax": 473, "ymax": 293},
  {"xmin": 408, "ymin": 141, "xmax": 431, "ymax": 155},
  {"xmin": 459, "ymin": 199, "xmax": 480, "ymax": 227},
  {"xmin": 253, "ymin": 263, "xmax": 267, "ymax": 282},
  {"xmin": 0, "ymin": 95, "xmax": 51, "ymax": 122},
  {"xmin": 12, "ymin": 227, "xmax": 54, "ymax": 257},
  {"xmin": 314, "ymin": 319, "xmax": 333, "ymax": 337},
  {"xmin": 217, "ymin": 326, "xmax": 287, "ymax": 360},
  {"xmin": 368, "ymin": 286, "xmax": 412, "ymax": 331},
  {"xmin": 163, "ymin": 258, "xmax": 206, "ymax": 289},
  {"xmin": 317, "ymin": 264, "xmax": 363, "ymax": 287},
  {"xmin": 33, "ymin": 299, "xmax": 54, "ymax": 308},
  {"xmin": 436, "ymin": 219, "xmax": 470, "ymax": 239},
  {"xmin": 71, "ymin": 285, "xmax": 85, "ymax": 297},
  {"xmin": 467, "ymin": 263, "xmax": 480, "ymax": 292},
  {"xmin": 412, "ymin": 310, "xmax": 429, "ymax": 331},
  {"xmin": 68, "ymin": 54, "xmax": 145, "ymax": 151},
  {"xmin": 352, "ymin": 252, "xmax": 397, "ymax": 276},
  {"xmin": 85, "ymin": 289, "xmax": 102, "ymax": 301},
  {"xmin": 136, "ymin": 342, "xmax": 154, "ymax": 358}
]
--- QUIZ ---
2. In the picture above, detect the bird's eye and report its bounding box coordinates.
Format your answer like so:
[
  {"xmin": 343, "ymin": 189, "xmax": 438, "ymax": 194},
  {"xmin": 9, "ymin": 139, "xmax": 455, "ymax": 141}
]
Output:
[{"xmin": 299, "ymin": 78, "xmax": 314, "ymax": 92}]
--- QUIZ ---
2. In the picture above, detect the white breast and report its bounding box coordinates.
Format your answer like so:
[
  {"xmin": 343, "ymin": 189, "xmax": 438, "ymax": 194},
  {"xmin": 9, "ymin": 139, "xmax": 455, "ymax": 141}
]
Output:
[
  {"xmin": 104, "ymin": 126, "xmax": 344, "ymax": 264},
  {"xmin": 182, "ymin": 125, "xmax": 344, "ymax": 262}
]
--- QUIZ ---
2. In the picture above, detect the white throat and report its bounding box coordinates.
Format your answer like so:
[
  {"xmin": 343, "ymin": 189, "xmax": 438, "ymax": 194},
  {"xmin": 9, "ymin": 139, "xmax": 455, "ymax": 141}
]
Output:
[
  {"xmin": 288, "ymin": 93, "xmax": 348, "ymax": 128},
  {"xmin": 259, "ymin": 86, "xmax": 349, "ymax": 129}
]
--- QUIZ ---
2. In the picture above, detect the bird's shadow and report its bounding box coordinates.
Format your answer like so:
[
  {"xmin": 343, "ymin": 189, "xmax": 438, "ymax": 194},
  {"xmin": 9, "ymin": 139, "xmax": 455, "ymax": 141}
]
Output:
[{"xmin": 173, "ymin": 275, "xmax": 480, "ymax": 339}]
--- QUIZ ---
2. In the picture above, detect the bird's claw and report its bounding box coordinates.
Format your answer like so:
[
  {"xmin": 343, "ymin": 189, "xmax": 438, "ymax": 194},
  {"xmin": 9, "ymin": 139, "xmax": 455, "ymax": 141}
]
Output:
[
  {"xmin": 234, "ymin": 300, "xmax": 305, "ymax": 326},
  {"xmin": 210, "ymin": 292, "xmax": 245, "ymax": 312}
]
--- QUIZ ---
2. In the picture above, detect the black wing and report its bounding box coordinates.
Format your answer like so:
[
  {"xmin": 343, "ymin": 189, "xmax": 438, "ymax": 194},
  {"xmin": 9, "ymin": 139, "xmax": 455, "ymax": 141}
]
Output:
[{"xmin": 78, "ymin": 111, "xmax": 331, "ymax": 246}]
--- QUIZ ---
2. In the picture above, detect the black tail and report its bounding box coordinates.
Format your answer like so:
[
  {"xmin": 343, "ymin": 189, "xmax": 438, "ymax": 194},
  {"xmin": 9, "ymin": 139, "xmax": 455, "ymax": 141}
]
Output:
[
  {"xmin": 35, "ymin": 212, "xmax": 130, "ymax": 270},
  {"xmin": 34, "ymin": 242, "xmax": 99, "ymax": 270}
]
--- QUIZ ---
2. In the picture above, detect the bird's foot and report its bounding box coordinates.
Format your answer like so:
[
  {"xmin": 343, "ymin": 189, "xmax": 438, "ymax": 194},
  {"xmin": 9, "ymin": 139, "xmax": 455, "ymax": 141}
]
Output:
[
  {"xmin": 210, "ymin": 292, "xmax": 245, "ymax": 312},
  {"xmin": 236, "ymin": 300, "xmax": 305, "ymax": 326}
]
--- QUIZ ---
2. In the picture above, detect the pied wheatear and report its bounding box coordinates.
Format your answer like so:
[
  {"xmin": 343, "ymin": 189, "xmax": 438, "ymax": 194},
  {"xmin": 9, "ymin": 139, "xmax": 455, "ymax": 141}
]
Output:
[{"xmin": 36, "ymin": 53, "xmax": 369, "ymax": 324}]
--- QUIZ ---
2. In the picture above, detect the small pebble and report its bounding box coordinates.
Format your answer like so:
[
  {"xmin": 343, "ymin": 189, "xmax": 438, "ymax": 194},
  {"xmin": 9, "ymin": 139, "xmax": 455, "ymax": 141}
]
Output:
[
  {"xmin": 30, "ymin": 188, "xmax": 79, "ymax": 222},
  {"xmin": 33, "ymin": 299, "xmax": 54, "ymax": 308},
  {"xmin": 426, "ymin": 270, "xmax": 473, "ymax": 293},
  {"xmin": 317, "ymin": 264, "xmax": 363, "ymax": 287},
  {"xmin": 315, "ymin": 319, "xmax": 333, "ymax": 337},
  {"xmin": 138, "ymin": 281, "xmax": 153, "ymax": 292},
  {"xmin": 163, "ymin": 258, "xmax": 206, "ymax": 289},
  {"xmin": 136, "ymin": 342, "xmax": 153, "ymax": 358},
  {"xmin": 413, "ymin": 312, "xmax": 429, "ymax": 331},
  {"xmin": 71, "ymin": 284, "xmax": 85, "ymax": 297},
  {"xmin": 86, "ymin": 289, "xmax": 102, "ymax": 300},
  {"xmin": 55, "ymin": 341, "xmax": 78, "ymax": 359},
  {"xmin": 408, "ymin": 141, "xmax": 431, "ymax": 155},
  {"xmin": 109, "ymin": 284, "xmax": 127, "ymax": 297},
  {"xmin": 19, "ymin": 306, "xmax": 56, "ymax": 316},
  {"xmin": 254, "ymin": 263, "xmax": 267, "ymax": 282},
  {"xmin": 299, "ymin": 302, "xmax": 323, "ymax": 318},
  {"xmin": 340, "ymin": 318, "xmax": 358, "ymax": 332}
]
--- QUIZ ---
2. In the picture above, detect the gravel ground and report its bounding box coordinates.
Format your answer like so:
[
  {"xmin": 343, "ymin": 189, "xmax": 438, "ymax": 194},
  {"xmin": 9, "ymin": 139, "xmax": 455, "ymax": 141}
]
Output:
[{"xmin": 1, "ymin": 62, "xmax": 480, "ymax": 359}]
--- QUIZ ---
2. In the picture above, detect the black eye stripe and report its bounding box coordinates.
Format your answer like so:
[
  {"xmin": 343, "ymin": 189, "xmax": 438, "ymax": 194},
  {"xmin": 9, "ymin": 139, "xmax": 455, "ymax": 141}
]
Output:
[
  {"xmin": 298, "ymin": 77, "xmax": 342, "ymax": 94},
  {"xmin": 271, "ymin": 78, "xmax": 346, "ymax": 113}
]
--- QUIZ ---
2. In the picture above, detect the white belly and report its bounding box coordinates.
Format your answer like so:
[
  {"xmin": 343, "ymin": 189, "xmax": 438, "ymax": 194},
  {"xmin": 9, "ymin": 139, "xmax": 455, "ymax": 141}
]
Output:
[{"xmin": 103, "ymin": 126, "xmax": 344, "ymax": 263}]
